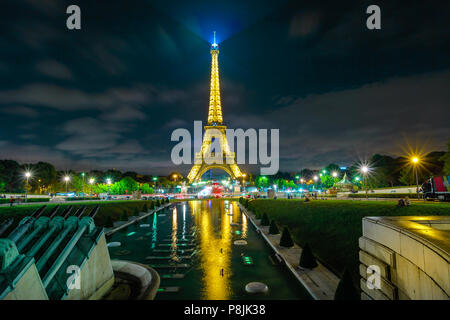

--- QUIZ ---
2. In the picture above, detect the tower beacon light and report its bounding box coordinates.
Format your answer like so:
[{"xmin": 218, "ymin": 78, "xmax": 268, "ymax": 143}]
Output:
[{"xmin": 212, "ymin": 31, "xmax": 218, "ymax": 49}]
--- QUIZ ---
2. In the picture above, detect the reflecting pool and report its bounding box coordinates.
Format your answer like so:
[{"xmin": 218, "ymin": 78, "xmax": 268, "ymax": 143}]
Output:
[{"xmin": 107, "ymin": 200, "xmax": 311, "ymax": 300}]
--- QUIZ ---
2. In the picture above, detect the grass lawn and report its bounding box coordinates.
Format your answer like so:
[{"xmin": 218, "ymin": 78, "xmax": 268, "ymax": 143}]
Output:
[
  {"xmin": 0, "ymin": 200, "xmax": 156, "ymax": 228},
  {"xmin": 249, "ymin": 199, "xmax": 450, "ymax": 287}
]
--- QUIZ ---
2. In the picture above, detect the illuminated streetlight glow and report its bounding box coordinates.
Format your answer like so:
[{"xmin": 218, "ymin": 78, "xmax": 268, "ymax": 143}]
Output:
[
  {"xmin": 106, "ymin": 178, "xmax": 112, "ymax": 185},
  {"xmin": 63, "ymin": 175, "xmax": 70, "ymax": 193},
  {"xmin": 313, "ymin": 175, "xmax": 318, "ymax": 181},
  {"xmin": 411, "ymin": 156, "xmax": 420, "ymax": 199},
  {"xmin": 89, "ymin": 178, "xmax": 95, "ymax": 184},
  {"xmin": 24, "ymin": 170, "xmax": 32, "ymax": 202},
  {"xmin": 361, "ymin": 166, "xmax": 369, "ymax": 174},
  {"xmin": 332, "ymin": 171, "xmax": 338, "ymax": 178}
]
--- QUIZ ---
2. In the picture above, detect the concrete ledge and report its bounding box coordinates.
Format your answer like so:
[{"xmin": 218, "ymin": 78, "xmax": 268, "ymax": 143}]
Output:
[{"xmin": 361, "ymin": 216, "xmax": 450, "ymax": 300}]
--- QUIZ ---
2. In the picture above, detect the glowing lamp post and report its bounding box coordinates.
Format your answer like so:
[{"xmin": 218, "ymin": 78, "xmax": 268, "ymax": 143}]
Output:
[
  {"xmin": 332, "ymin": 171, "xmax": 338, "ymax": 187},
  {"xmin": 81, "ymin": 172, "xmax": 85, "ymax": 194},
  {"xmin": 106, "ymin": 178, "xmax": 112, "ymax": 196},
  {"xmin": 89, "ymin": 178, "xmax": 95, "ymax": 195},
  {"xmin": 313, "ymin": 175, "xmax": 318, "ymax": 189},
  {"xmin": 24, "ymin": 171, "xmax": 31, "ymax": 202},
  {"xmin": 63, "ymin": 176, "xmax": 70, "ymax": 193},
  {"xmin": 411, "ymin": 156, "xmax": 420, "ymax": 199},
  {"xmin": 360, "ymin": 166, "xmax": 369, "ymax": 199}
]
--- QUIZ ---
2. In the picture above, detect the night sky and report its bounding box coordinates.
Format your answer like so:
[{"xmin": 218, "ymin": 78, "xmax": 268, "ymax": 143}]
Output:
[{"xmin": 0, "ymin": 0, "xmax": 449, "ymax": 175}]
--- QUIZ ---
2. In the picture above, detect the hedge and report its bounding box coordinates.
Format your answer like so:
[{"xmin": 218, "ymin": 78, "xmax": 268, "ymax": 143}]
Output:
[
  {"xmin": 347, "ymin": 193, "xmax": 417, "ymax": 199},
  {"xmin": 0, "ymin": 198, "xmax": 49, "ymax": 204},
  {"xmin": 66, "ymin": 197, "xmax": 100, "ymax": 201}
]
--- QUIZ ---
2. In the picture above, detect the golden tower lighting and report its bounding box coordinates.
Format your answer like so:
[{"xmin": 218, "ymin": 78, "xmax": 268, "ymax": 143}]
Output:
[{"xmin": 187, "ymin": 32, "xmax": 243, "ymax": 183}]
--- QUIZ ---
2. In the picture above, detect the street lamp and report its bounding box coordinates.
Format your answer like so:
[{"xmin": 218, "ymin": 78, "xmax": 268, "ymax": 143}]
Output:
[
  {"xmin": 89, "ymin": 178, "xmax": 95, "ymax": 195},
  {"xmin": 332, "ymin": 171, "xmax": 338, "ymax": 187},
  {"xmin": 313, "ymin": 175, "xmax": 319, "ymax": 191},
  {"xmin": 360, "ymin": 165, "xmax": 369, "ymax": 199},
  {"xmin": 411, "ymin": 156, "xmax": 420, "ymax": 199},
  {"xmin": 81, "ymin": 172, "xmax": 85, "ymax": 195},
  {"xmin": 63, "ymin": 175, "xmax": 70, "ymax": 193},
  {"xmin": 106, "ymin": 178, "xmax": 112, "ymax": 197},
  {"xmin": 24, "ymin": 171, "xmax": 31, "ymax": 202}
]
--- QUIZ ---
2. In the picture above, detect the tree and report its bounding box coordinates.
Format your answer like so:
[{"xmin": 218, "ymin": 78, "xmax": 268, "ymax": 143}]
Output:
[
  {"xmin": 120, "ymin": 210, "xmax": 128, "ymax": 221},
  {"xmin": 30, "ymin": 162, "xmax": 57, "ymax": 193},
  {"xmin": 269, "ymin": 220, "xmax": 279, "ymax": 234},
  {"xmin": 261, "ymin": 213, "xmax": 270, "ymax": 226},
  {"xmin": 299, "ymin": 243, "xmax": 318, "ymax": 269},
  {"xmin": 104, "ymin": 216, "xmax": 114, "ymax": 228},
  {"xmin": 334, "ymin": 269, "xmax": 359, "ymax": 300},
  {"xmin": 140, "ymin": 183, "xmax": 154, "ymax": 194},
  {"xmin": 0, "ymin": 160, "xmax": 23, "ymax": 192},
  {"xmin": 369, "ymin": 154, "xmax": 398, "ymax": 188},
  {"xmin": 399, "ymin": 166, "xmax": 415, "ymax": 186},
  {"xmin": 110, "ymin": 177, "xmax": 139, "ymax": 195},
  {"xmin": 299, "ymin": 169, "xmax": 313, "ymax": 180},
  {"xmin": 104, "ymin": 169, "xmax": 123, "ymax": 183},
  {"xmin": 440, "ymin": 140, "xmax": 450, "ymax": 175},
  {"xmin": 279, "ymin": 227, "xmax": 294, "ymax": 248}
]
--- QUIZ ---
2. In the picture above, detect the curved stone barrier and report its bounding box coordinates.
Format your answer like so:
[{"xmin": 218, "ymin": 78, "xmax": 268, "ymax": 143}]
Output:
[
  {"xmin": 360, "ymin": 216, "xmax": 450, "ymax": 300},
  {"xmin": 110, "ymin": 260, "xmax": 160, "ymax": 300}
]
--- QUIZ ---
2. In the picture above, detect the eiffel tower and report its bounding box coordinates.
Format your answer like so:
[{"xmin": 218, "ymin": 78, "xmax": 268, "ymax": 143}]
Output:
[{"xmin": 187, "ymin": 33, "xmax": 243, "ymax": 183}]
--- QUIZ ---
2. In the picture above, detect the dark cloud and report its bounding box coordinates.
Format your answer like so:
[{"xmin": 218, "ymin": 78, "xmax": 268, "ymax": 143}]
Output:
[{"xmin": 0, "ymin": 0, "xmax": 448, "ymax": 175}]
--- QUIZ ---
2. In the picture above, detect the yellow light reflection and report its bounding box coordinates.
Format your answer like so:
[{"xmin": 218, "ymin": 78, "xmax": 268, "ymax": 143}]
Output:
[
  {"xmin": 240, "ymin": 203, "xmax": 248, "ymax": 239},
  {"xmin": 194, "ymin": 200, "xmax": 232, "ymax": 300},
  {"xmin": 171, "ymin": 207, "xmax": 178, "ymax": 255}
]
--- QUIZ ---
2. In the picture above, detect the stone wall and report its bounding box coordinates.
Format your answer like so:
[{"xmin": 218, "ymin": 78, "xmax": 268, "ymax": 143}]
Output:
[{"xmin": 359, "ymin": 216, "xmax": 450, "ymax": 300}]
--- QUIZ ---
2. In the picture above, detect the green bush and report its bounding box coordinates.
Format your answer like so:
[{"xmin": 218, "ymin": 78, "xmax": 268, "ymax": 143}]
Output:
[
  {"xmin": 261, "ymin": 213, "xmax": 270, "ymax": 226},
  {"xmin": 299, "ymin": 243, "xmax": 318, "ymax": 269},
  {"xmin": 143, "ymin": 204, "xmax": 148, "ymax": 212},
  {"xmin": 239, "ymin": 197, "xmax": 244, "ymax": 204},
  {"xmin": 279, "ymin": 227, "xmax": 294, "ymax": 248},
  {"xmin": 334, "ymin": 269, "xmax": 359, "ymax": 300},
  {"xmin": 120, "ymin": 210, "xmax": 129, "ymax": 221},
  {"xmin": 269, "ymin": 220, "xmax": 279, "ymax": 234},
  {"xmin": 104, "ymin": 216, "xmax": 114, "ymax": 228},
  {"xmin": 132, "ymin": 207, "xmax": 139, "ymax": 216}
]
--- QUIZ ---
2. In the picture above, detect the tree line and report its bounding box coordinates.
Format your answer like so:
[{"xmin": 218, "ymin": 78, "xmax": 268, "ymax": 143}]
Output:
[{"xmin": 0, "ymin": 160, "xmax": 183, "ymax": 194}]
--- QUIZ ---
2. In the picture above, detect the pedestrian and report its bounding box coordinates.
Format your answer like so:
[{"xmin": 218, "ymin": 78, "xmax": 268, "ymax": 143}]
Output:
[{"xmin": 9, "ymin": 198, "xmax": 14, "ymax": 207}]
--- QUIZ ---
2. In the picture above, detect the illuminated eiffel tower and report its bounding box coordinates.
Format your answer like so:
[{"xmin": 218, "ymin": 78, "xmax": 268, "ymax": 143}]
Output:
[{"xmin": 187, "ymin": 32, "xmax": 243, "ymax": 183}]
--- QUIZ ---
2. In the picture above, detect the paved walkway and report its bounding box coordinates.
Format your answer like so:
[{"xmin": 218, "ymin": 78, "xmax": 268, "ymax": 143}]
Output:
[{"xmin": 238, "ymin": 203, "xmax": 340, "ymax": 300}]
